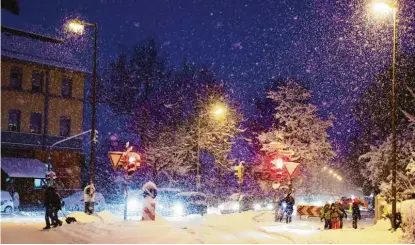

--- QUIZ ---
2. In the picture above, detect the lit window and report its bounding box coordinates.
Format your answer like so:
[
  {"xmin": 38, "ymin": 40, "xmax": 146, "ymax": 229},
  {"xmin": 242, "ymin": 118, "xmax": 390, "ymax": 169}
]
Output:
[
  {"xmin": 8, "ymin": 110, "xmax": 21, "ymax": 132},
  {"xmin": 31, "ymin": 70, "xmax": 44, "ymax": 93},
  {"xmin": 34, "ymin": 179, "xmax": 43, "ymax": 189},
  {"xmin": 30, "ymin": 113, "xmax": 42, "ymax": 134},
  {"xmin": 10, "ymin": 66, "xmax": 22, "ymax": 89}
]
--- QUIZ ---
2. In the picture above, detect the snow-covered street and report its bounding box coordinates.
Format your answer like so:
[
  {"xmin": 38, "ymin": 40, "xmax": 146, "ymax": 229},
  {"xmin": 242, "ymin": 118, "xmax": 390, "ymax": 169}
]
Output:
[{"xmin": 1, "ymin": 211, "xmax": 404, "ymax": 244}]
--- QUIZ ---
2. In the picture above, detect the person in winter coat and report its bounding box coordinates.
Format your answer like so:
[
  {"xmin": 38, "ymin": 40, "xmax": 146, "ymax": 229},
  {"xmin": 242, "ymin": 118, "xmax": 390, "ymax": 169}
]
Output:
[
  {"xmin": 330, "ymin": 204, "xmax": 342, "ymax": 229},
  {"xmin": 352, "ymin": 201, "xmax": 361, "ymax": 229},
  {"xmin": 321, "ymin": 203, "xmax": 332, "ymax": 229},
  {"xmin": 43, "ymin": 185, "xmax": 62, "ymax": 229},
  {"xmin": 335, "ymin": 201, "xmax": 348, "ymax": 229},
  {"xmin": 282, "ymin": 193, "xmax": 295, "ymax": 223}
]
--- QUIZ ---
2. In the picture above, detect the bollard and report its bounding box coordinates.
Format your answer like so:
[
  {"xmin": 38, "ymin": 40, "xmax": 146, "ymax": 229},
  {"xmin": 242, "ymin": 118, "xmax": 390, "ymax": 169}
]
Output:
[
  {"xmin": 141, "ymin": 181, "xmax": 157, "ymax": 221},
  {"xmin": 142, "ymin": 196, "xmax": 156, "ymax": 221}
]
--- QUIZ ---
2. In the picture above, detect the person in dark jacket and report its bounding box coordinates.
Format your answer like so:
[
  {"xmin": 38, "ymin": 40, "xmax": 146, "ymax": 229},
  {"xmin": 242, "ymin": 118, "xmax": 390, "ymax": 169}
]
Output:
[
  {"xmin": 352, "ymin": 201, "xmax": 361, "ymax": 229},
  {"xmin": 321, "ymin": 203, "xmax": 332, "ymax": 229},
  {"xmin": 282, "ymin": 193, "xmax": 295, "ymax": 223},
  {"xmin": 335, "ymin": 201, "xmax": 347, "ymax": 229},
  {"xmin": 43, "ymin": 185, "xmax": 62, "ymax": 229}
]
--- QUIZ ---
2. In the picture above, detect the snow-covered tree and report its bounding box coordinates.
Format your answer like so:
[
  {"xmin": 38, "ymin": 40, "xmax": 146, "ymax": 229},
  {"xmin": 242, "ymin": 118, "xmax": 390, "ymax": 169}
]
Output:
[
  {"xmin": 145, "ymin": 95, "xmax": 244, "ymax": 186},
  {"xmin": 258, "ymin": 80, "xmax": 336, "ymax": 192},
  {"xmin": 360, "ymin": 128, "xmax": 415, "ymax": 201}
]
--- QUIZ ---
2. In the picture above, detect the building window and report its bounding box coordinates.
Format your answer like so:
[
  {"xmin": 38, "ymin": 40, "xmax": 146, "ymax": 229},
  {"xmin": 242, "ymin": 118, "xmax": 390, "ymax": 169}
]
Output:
[
  {"xmin": 60, "ymin": 116, "xmax": 71, "ymax": 137},
  {"xmin": 34, "ymin": 179, "xmax": 44, "ymax": 189},
  {"xmin": 30, "ymin": 113, "xmax": 42, "ymax": 134},
  {"xmin": 31, "ymin": 70, "xmax": 44, "ymax": 93},
  {"xmin": 8, "ymin": 110, "xmax": 21, "ymax": 132},
  {"xmin": 10, "ymin": 66, "xmax": 23, "ymax": 89},
  {"xmin": 61, "ymin": 77, "xmax": 72, "ymax": 98}
]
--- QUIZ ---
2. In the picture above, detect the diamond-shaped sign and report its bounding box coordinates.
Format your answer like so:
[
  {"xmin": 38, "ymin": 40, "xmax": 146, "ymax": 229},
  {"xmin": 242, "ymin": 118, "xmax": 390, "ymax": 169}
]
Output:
[
  {"xmin": 285, "ymin": 161, "xmax": 300, "ymax": 177},
  {"xmin": 109, "ymin": 151, "xmax": 123, "ymax": 169}
]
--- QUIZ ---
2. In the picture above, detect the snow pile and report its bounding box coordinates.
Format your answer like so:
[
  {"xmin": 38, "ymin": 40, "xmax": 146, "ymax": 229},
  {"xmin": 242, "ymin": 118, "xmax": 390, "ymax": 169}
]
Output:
[
  {"xmin": 402, "ymin": 202, "xmax": 415, "ymax": 243},
  {"xmin": 142, "ymin": 181, "xmax": 157, "ymax": 191},
  {"xmin": 65, "ymin": 212, "xmax": 103, "ymax": 223}
]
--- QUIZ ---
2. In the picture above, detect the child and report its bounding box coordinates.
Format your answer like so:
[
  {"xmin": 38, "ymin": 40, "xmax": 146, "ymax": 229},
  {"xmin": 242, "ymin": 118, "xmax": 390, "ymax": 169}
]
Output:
[
  {"xmin": 352, "ymin": 201, "xmax": 361, "ymax": 229},
  {"xmin": 330, "ymin": 205, "xmax": 341, "ymax": 229}
]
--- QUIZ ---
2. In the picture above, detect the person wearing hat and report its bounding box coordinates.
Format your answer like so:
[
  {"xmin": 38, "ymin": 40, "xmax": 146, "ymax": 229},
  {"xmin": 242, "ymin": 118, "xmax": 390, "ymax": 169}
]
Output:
[{"xmin": 43, "ymin": 171, "xmax": 62, "ymax": 229}]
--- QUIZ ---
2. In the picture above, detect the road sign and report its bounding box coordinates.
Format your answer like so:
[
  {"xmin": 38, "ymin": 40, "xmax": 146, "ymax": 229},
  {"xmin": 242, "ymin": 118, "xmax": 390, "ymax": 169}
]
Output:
[
  {"xmin": 285, "ymin": 161, "xmax": 300, "ymax": 177},
  {"xmin": 109, "ymin": 151, "xmax": 123, "ymax": 169},
  {"xmin": 272, "ymin": 181, "xmax": 280, "ymax": 190}
]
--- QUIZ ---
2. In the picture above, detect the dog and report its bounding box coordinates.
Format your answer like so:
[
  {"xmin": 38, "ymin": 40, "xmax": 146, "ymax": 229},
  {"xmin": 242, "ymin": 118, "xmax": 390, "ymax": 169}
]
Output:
[{"xmin": 65, "ymin": 217, "xmax": 77, "ymax": 224}]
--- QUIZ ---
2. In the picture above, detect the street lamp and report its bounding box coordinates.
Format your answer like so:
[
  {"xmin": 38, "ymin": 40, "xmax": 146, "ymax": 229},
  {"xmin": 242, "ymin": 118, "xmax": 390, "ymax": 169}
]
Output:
[
  {"xmin": 196, "ymin": 103, "xmax": 227, "ymax": 191},
  {"xmin": 371, "ymin": 0, "xmax": 398, "ymax": 230},
  {"xmin": 66, "ymin": 19, "xmax": 98, "ymax": 189}
]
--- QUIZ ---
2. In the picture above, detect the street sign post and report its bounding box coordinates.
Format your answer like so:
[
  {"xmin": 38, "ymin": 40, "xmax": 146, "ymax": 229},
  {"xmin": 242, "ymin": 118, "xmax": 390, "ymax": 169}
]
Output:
[{"xmin": 108, "ymin": 142, "xmax": 141, "ymax": 220}]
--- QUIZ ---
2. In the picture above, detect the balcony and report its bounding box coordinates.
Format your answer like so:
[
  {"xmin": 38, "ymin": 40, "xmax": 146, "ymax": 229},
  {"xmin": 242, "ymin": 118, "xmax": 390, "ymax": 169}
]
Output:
[{"xmin": 1, "ymin": 131, "xmax": 82, "ymax": 151}]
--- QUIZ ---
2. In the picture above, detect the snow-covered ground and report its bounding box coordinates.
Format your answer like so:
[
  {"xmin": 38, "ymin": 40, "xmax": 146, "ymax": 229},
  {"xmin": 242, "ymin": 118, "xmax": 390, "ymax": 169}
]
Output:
[{"xmin": 0, "ymin": 210, "xmax": 405, "ymax": 244}]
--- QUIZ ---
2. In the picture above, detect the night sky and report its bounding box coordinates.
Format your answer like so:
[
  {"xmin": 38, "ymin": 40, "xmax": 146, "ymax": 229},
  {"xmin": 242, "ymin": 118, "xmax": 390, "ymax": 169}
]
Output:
[{"xmin": 3, "ymin": 0, "xmax": 415, "ymax": 161}]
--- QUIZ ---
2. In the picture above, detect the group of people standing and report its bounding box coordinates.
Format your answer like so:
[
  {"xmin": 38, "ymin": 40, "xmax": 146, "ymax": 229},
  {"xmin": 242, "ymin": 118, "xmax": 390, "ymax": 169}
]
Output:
[{"xmin": 321, "ymin": 201, "xmax": 361, "ymax": 230}]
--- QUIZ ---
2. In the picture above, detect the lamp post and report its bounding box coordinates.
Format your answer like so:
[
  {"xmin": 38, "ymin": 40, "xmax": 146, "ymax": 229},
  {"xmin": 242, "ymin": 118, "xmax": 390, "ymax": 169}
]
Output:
[
  {"xmin": 371, "ymin": 0, "xmax": 398, "ymax": 230},
  {"xmin": 196, "ymin": 103, "xmax": 227, "ymax": 191},
  {"xmin": 66, "ymin": 20, "xmax": 98, "ymax": 187}
]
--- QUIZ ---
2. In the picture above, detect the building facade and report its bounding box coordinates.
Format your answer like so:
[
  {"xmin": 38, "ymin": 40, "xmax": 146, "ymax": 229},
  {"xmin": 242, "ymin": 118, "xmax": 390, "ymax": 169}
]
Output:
[{"xmin": 1, "ymin": 27, "xmax": 88, "ymax": 208}]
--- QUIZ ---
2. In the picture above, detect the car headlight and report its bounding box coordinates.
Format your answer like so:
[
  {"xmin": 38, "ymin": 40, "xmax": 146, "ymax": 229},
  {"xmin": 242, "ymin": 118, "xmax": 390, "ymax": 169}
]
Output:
[
  {"xmin": 128, "ymin": 199, "xmax": 140, "ymax": 211},
  {"xmin": 232, "ymin": 203, "xmax": 240, "ymax": 210},
  {"xmin": 254, "ymin": 204, "xmax": 261, "ymax": 211},
  {"xmin": 174, "ymin": 203, "xmax": 184, "ymax": 216},
  {"xmin": 266, "ymin": 203, "xmax": 273, "ymax": 210},
  {"xmin": 219, "ymin": 204, "xmax": 224, "ymax": 210}
]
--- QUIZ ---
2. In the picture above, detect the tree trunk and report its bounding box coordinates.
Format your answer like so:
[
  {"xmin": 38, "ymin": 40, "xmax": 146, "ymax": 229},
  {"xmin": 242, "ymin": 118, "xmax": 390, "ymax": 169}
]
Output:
[{"xmin": 216, "ymin": 167, "xmax": 222, "ymax": 196}]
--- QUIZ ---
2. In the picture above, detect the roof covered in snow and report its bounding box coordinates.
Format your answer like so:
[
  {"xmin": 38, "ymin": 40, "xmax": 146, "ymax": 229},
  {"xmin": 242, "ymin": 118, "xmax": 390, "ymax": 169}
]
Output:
[
  {"xmin": 1, "ymin": 28, "xmax": 89, "ymax": 73},
  {"xmin": 1, "ymin": 157, "xmax": 47, "ymax": 178}
]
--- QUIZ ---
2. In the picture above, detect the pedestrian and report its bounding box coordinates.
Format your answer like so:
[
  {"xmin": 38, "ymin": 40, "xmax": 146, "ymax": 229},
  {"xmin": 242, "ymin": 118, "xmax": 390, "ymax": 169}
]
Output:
[
  {"xmin": 330, "ymin": 204, "xmax": 341, "ymax": 229},
  {"xmin": 352, "ymin": 201, "xmax": 361, "ymax": 229},
  {"xmin": 335, "ymin": 201, "xmax": 347, "ymax": 229},
  {"xmin": 282, "ymin": 193, "xmax": 295, "ymax": 223},
  {"xmin": 321, "ymin": 203, "xmax": 332, "ymax": 229},
  {"xmin": 43, "ymin": 173, "xmax": 62, "ymax": 230}
]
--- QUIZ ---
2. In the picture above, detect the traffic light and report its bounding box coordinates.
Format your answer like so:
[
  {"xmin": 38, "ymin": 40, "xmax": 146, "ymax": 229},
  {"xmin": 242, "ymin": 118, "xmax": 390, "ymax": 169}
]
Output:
[
  {"xmin": 234, "ymin": 162, "xmax": 244, "ymax": 182},
  {"xmin": 125, "ymin": 152, "xmax": 141, "ymax": 176},
  {"xmin": 271, "ymin": 157, "xmax": 284, "ymax": 169}
]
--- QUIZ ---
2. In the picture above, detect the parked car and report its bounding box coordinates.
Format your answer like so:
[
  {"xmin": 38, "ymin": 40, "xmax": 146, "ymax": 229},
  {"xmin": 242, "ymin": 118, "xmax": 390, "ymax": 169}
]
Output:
[
  {"xmin": 252, "ymin": 196, "xmax": 274, "ymax": 211},
  {"xmin": 156, "ymin": 188, "xmax": 182, "ymax": 216},
  {"xmin": 62, "ymin": 191, "xmax": 106, "ymax": 212},
  {"xmin": 159, "ymin": 191, "xmax": 207, "ymax": 216},
  {"xmin": 219, "ymin": 193, "xmax": 255, "ymax": 214},
  {"xmin": 1, "ymin": 190, "xmax": 14, "ymax": 214}
]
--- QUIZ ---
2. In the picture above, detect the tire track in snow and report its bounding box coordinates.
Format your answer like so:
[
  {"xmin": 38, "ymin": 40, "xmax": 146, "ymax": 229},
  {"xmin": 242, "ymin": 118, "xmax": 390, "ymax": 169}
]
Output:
[{"xmin": 251, "ymin": 211, "xmax": 296, "ymax": 244}]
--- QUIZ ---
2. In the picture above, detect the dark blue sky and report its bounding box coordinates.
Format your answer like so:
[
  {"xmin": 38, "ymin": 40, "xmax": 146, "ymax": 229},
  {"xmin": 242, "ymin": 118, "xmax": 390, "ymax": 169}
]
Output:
[{"xmin": 3, "ymin": 0, "xmax": 414, "ymax": 160}]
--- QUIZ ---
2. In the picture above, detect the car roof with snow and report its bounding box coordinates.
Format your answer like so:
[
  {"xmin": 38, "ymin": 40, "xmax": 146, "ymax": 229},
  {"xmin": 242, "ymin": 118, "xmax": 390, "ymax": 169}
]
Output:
[
  {"xmin": 1, "ymin": 190, "xmax": 13, "ymax": 200},
  {"xmin": 174, "ymin": 192, "xmax": 207, "ymax": 198}
]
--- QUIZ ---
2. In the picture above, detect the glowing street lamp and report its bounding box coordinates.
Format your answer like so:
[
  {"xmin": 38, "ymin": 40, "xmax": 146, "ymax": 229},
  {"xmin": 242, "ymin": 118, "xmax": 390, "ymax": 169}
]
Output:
[
  {"xmin": 370, "ymin": 0, "xmax": 399, "ymax": 230},
  {"xmin": 372, "ymin": 2, "xmax": 394, "ymax": 14},
  {"xmin": 65, "ymin": 19, "xmax": 99, "ymax": 211},
  {"xmin": 196, "ymin": 102, "xmax": 228, "ymax": 190}
]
